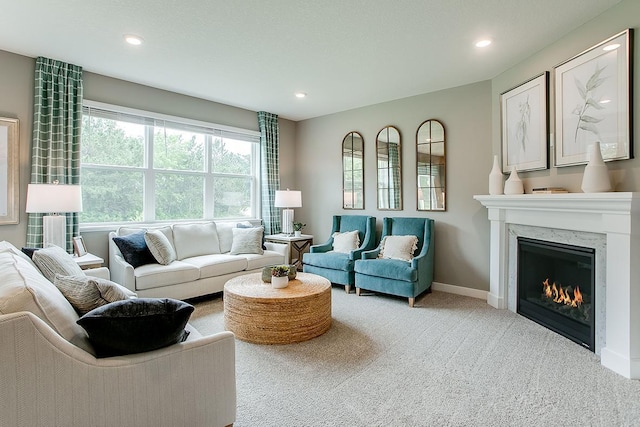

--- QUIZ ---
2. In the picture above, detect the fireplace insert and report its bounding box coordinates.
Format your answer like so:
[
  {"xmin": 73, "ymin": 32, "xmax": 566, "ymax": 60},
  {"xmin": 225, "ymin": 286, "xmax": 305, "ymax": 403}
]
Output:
[{"xmin": 517, "ymin": 237, "xmax": 595, "ymax": 351}]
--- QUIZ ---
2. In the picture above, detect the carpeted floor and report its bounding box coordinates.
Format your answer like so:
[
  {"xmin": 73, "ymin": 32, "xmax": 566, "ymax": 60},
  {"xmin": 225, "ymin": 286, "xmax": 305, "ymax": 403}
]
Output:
[{"xmin": 190, "ymin": 287, "xmax": 640, "ymax": 426}]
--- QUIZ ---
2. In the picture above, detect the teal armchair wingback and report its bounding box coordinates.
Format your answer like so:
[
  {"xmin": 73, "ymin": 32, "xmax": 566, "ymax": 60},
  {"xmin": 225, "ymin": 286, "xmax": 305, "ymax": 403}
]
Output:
[
  {"xmin": 302, "ymin": 215, "xmax": 377, "ymax": 293},
  {"xmin": 354, "ymin": 217, "xmax": 434, "ymax": 307}
]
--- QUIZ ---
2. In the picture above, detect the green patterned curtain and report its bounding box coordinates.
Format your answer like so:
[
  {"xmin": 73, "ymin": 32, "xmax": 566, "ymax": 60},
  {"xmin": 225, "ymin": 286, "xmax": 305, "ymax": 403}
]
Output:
[
  {"xmin": 258, "ymin": 111, "xmax": 280, "ymax": 235},
  {"xmin": 26, "ymin": 57, "xmax": 83, "ymax": 252}
]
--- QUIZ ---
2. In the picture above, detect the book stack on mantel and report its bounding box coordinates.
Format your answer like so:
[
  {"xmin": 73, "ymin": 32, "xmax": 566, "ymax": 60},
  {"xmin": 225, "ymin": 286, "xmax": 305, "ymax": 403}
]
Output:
[{"xmin": 531, "ymin": 187, "xmax": 569, "ymax": 194}]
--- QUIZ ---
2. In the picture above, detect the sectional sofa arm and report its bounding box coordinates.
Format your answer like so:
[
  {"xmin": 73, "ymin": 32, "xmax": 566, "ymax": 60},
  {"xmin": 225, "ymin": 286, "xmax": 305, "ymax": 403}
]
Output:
[
  {"xmin": 265, "ymin": 241, "xmax": 288, "ymax": 259},
  {"xmin": 0, "ymin": 311, "xmax": 237, "ymax": 427},
  {"xmin": 84, "ymin": 266, "xmax": 110, "ymax": 280}
]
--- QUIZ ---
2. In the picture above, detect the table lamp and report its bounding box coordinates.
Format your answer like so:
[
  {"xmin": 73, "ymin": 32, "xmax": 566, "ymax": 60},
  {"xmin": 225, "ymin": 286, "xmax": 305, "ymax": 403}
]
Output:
[
  {"xmin": 274, "ymin": 189, "xmax": 302, "ymax": 235},
  {"xmin": 25, "ymin": 182, "xmax": 83, "ymax": 249}
]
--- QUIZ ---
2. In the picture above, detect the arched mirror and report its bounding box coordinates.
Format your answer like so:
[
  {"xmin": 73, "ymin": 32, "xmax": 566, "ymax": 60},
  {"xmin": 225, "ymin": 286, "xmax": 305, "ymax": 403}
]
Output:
[
  {"xmin": 416, "ymin": 119, "xmax": 446, "ymax": 211},
  {"xmin": 342, "ymin": 131, "xmax": 364, "ymax": 209},
  {"xmin": 376, "ymin": 126, "xmax": 402, "ymax": 210}
]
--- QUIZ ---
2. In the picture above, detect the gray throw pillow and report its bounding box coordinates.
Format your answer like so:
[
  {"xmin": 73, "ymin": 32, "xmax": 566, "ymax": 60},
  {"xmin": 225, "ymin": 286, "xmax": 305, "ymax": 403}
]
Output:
[
  {"xmin": 54, "ymin": 274, "xmax": 137, "ymax": 315},
  {"xmin": 230, "ymin": 226, "xmax": 264, "ymax": 255},
  {"xmin": 33, "ymin": 245, "xmax": 85, "ymax": 283},
  {"xmin": 144, "ymin": 229, "xmax": 177, "ymax": 265}
]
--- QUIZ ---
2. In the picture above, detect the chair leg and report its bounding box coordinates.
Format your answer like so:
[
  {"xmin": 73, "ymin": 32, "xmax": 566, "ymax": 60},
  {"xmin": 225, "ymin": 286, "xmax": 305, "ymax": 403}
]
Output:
[
  {"xmin": 345, "ymin": 285, "xmax": 351, "ymax": 294},
  {"xmin": 408, "ymin": 297, "xmax": 415, "ymax": 308},
  {"xmin": 356, "ymin": 287, "xmax": 361, "ymax": 296}
]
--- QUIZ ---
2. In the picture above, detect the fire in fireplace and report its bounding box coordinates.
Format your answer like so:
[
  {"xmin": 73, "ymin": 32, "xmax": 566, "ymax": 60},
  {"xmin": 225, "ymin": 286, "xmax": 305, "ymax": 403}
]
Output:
[{"xmin": 517, "ymin": 237, "xmax": 595, "ymax": 351}]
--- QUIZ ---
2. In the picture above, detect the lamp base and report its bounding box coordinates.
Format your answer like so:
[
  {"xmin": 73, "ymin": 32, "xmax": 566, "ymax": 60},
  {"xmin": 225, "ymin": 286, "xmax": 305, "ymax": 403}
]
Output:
[
  {"xmin": 43, "ymin": 214, "xmax": 67, "ymax": 249},
  {"xmin": 281, "ymin": 209, "xmax": 294, "ymax": 235}
]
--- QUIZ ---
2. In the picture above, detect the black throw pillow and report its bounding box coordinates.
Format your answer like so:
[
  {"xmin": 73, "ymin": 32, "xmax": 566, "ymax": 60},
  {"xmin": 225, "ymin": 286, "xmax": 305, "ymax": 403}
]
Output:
[
  {"xmin": 77, "ymin": 298, "xmax": 194, "ymax": 358},
  {"xmin": 21, "ymin": 247, "xmax": 40, "ymax": 258},
  {"xmin": 112, "ymin": 231, "xmax": 156, "ymax": 268}
]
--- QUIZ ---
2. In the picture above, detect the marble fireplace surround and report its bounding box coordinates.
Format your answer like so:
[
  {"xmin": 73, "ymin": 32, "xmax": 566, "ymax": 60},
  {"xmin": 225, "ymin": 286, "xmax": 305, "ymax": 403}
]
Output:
[{"xmin": 474, "ymin": 193, "xmax": 640, "ymax": 379}]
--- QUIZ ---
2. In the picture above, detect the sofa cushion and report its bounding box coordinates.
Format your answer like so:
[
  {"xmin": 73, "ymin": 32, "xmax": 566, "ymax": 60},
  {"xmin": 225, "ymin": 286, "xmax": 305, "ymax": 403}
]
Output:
[
  {"xmin": 303, "ymin": 251, "xmax": 354, "ymax": 271},
  {"xmin": 332, "ymin": 230, "xmax": 360, "ymax": 253},
  {"xmin": 32, "ymin": 245, "xmax": 86, "ymax": 283},
  {"xmin": 77, "ymin": 298, "xmax": 194, "ymax": 357},
  {"xmin": 0, "ymin": 241, "xmax": 39, "ymax": 269},
  {"xmin": 379, "ymin": 235, "xmax": 419, "ymax": 261},
  {"xmin": 355, "ymin": 258, "xmax": 417, "ymax": 282},
  {"xmin": 237, "ymin": 221, "xmax": 267, "ymax": 249},
  {"xmin": 0, "ymin": 251, "xmax": 93, "ymax": 353},
  {"xmin": 182, "ymin": 254, "xmax": 248, "ymax": 279},
  {"xmin": 54, "ymin": 274, "xmax": 137, "ymax": 315},
  {"xmin": 230, "ymin": 227, "xmax": 264, "ymax": 255},
  {"xmin": 112, "ymin": 231, "xmax": 157, "ymax": 268},
  {"xmin": 244, "ymin": 250, "xmax": 288, "ymax": 270},
  {"xmin": 173, "ymin": 222, "xmax": 221, "ymax": 260},
  {"xmin": 134, "ymin": 260, "xmax": 200, "ymax": 291},
  {"xmin": 145, "ymin": 229, "xmax": 177, "ymax": 265}
]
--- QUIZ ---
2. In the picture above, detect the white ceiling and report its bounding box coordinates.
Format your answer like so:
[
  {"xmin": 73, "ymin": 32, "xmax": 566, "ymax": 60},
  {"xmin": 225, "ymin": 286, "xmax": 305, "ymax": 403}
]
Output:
[{"xmin": 0, "ymin": 0, "xmax": 621, "ymax": 121}]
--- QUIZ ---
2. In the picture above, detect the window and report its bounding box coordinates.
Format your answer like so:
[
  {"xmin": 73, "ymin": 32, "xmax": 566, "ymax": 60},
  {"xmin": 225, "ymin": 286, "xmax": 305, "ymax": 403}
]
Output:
[{"xmin": 80, "ymin": 101, "xmax": 260, "ymax": 225}]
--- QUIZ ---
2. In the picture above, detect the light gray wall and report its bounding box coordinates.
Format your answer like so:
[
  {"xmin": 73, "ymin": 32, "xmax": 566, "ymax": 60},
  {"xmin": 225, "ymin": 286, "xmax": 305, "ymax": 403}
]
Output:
[
  {"xmin": 0, "ymin": 52, "xmax": 297, "ymax": 263},
  {"xmin": 295, "ymin": 81, "xmax": 493, "ymax": 291},
  {"xmin": 491, "ymin": 0, "xmax": 640, "ymax": 192}
]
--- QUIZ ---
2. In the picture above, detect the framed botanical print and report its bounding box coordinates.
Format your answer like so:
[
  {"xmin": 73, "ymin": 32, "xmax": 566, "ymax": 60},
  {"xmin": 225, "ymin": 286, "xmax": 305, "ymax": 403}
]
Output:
[
  {"xmin": 554, "ymin": 29, "xmax": 633, "ymax": 166},
  {"xmin": 500, "ymin": 73, "xmax": 548, "ymax": 172},
  {"xmin": 0, "ymin": 117, "xmax": 19, "ymax": 225}
]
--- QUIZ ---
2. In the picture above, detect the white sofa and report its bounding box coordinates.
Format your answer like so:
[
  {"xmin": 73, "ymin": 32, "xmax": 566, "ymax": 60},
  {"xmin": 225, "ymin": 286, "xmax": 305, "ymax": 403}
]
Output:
[
  {"xmin": 109, "ymin": 221, "xmax": 288, "ymax": 300},
  {"xmin": 0, "ymin": 242, "xmax": 236, "ymax": 427}
]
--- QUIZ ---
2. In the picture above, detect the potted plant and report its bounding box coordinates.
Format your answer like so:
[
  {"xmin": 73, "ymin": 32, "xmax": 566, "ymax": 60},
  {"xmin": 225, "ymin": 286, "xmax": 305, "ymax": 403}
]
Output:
[
  {"xmin": 292, "ymin": 222, "xmax": 306, "ymax": 237},
  {"xmin": 271, "ymin": 265, "xmax": 290, "ymax": 289}
]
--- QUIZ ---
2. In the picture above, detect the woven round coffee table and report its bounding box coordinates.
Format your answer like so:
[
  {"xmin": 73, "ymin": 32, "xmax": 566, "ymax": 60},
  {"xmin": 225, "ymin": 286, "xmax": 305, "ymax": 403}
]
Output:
[{"xmin": 223, "ymin": 272, "xmax": 332, "ymax": 344}]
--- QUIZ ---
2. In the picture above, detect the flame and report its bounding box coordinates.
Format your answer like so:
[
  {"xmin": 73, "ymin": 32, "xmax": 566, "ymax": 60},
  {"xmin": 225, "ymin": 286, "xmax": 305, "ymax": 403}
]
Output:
[{"xmin": 542, "ymin": 279, "xmax": 583, "ymax": 308}]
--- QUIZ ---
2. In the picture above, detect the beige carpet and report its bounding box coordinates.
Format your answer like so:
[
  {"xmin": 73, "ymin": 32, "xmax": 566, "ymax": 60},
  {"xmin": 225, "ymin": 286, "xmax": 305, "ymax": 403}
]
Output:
[{"xmin": 190, "ymin": 287, "xmax": 640, "ymax": 426}]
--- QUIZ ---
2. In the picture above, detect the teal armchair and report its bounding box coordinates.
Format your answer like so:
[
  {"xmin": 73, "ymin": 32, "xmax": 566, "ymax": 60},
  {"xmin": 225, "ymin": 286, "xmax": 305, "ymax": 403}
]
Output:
[
  {"xmin": 302, "ymin": 215, "xmax": 377, "ymax": 293},
  {"xmin": 354, "ymin": 217, "xmax": 434, "ymax": 307}
]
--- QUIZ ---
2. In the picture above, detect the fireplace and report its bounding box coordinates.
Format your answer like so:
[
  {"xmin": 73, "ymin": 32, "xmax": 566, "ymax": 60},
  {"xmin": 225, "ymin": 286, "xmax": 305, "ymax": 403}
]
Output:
[
  {"xmin": 517, "ymin": 237, "xmax": 595, "ymax": 351},
  {"xmin": 474, "ymin": 193, "xmax": 640, "ymax": 379}
]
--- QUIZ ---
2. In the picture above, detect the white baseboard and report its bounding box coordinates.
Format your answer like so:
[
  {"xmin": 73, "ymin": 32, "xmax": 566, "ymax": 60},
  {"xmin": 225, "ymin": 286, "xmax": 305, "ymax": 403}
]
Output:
[{"xmin": 432, "ymin": 281, "xmax": 488, "ymax": 300}]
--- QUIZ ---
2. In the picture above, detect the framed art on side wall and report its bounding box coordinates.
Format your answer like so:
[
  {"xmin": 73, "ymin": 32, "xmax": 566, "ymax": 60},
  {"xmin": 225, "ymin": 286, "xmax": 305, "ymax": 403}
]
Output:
[
  {"xmin": 554, "ymin": 29, "xmax": 633, "ymax": 166},
  {"xmin": 500, "ymin": 72, "xmax": 548, "ymax": 172},
  {"xmin": 0, "ymin": 118, "xmax": 19, "ymax": 225}
]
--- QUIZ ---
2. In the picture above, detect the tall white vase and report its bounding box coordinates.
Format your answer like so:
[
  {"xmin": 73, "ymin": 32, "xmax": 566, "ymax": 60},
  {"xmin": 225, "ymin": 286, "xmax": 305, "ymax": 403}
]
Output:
[
  {"xmin": 581, "ymin": 142, "xmax": 611, "ymax": 193},
  {"xmin": 489, "ymin": 155, "xmax": 504, "ymax": 195},
  {"xmin": 504, "ymin": 166, "xmax": 524, "ymax": 195}
]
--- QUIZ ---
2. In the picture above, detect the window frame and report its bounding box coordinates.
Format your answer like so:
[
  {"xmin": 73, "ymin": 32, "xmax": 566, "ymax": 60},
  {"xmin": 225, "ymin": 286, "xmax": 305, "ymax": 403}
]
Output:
[{"xmin": 80, "ymin": 100, "xmax": 261, "ymax": 230}]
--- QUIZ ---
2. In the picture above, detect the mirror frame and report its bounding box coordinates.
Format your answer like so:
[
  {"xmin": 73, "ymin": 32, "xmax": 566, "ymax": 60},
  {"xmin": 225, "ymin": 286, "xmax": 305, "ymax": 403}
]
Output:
[
  {"xmin": 342, "ymin": 131, "xmax": 365, "ymax": 210},
  {"xmin": 416, "ymin": 119, "xmax": 446, "ymax": 211},
  {"xmin": 376, "ymin": 125, "xmax": 402, "ymax": 211}
]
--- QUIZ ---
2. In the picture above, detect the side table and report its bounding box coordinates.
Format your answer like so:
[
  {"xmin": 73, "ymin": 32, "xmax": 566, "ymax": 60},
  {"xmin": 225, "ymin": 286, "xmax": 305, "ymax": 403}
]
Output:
[
  {"xmin": 265, "ymin": 234, "xmax": 313, "ymax": 271},
  {"xmin": 74, "ymin": 253, "xmax": 104, "ymax": 270}
]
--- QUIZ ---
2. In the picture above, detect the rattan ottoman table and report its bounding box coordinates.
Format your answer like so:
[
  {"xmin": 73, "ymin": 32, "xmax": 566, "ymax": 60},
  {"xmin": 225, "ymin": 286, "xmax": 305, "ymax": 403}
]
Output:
[{"xmin": 223, "ymin": 272, "xmax": 332, "ymax": 344}]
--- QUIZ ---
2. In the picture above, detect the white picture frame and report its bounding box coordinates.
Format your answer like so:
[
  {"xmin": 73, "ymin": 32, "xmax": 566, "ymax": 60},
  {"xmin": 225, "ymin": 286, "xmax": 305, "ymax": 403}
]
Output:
[
  {"xmin": 73, "ymin": 236, "xmax": 87, "ymax": 257},
  {"xmin": 0, "ymin": 118, "xmax": 19, "ymax": 225},
  {"xmin": 554, "ymin": 29, "xmax": 633, "ymax": 166},
  {"xmin": 500, "ymin": 73, "xmax": 548, "ymax": 172}
]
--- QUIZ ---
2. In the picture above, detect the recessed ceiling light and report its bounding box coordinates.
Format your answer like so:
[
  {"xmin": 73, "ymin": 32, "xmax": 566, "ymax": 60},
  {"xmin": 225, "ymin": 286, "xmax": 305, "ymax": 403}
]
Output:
[
  {"xmin": 295, "ymin": 92, "xmax": 307, "ymax": 99},
  {"xmin": 124, "ymin": 35, "xmax": 143, "ymax": 46},
  {"xmin": 603, "ymin": 43, "xmax": 620, "ymax": 51},
  {"xmin": 475, "ymin": 39, "xmax": 492, "ymax": 48}
]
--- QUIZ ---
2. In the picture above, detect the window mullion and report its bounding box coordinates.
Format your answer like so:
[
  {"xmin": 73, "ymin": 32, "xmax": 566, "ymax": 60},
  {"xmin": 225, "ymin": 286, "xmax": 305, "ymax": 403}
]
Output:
[
  {"xmin": 204, "ymin": 134, "xmax": 214, "ymax": 218},
  {"xmin": 144, "ymin": 125, "xmax": 155, "ymax": 222}
]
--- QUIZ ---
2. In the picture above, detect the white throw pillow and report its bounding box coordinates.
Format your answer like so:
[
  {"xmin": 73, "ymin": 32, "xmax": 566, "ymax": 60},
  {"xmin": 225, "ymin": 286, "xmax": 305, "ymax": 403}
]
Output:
[
  {"xmin": 230, "ymin": 227, "xmax": 264, "ymax": 255},
  {"xmin": 172, "ymin": 222, "xmax": 221, "ymax": 260},
  {"xmin": 379, "ymin": 235, "xmax": 418, "ymax": 261},
  {"xmin": 332, "ymin": 230, "xmax": 360, "ymax": 253},
  {"xmin": 216, "ymin": 222, "xmax": 235, "ymax": 253},
  {"xmin": 144, "ymin": 229, "xmax": 177, "ymax": 265},
  {"xmin": 32, "ymin": 245, "xmax": 85, "ymax": 283}
]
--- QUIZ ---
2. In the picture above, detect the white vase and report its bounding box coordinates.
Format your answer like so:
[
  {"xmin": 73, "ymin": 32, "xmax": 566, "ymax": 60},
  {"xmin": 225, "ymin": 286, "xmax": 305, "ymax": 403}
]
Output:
[
  {"xmin": 489, "ymin": 155, "xmax": 504, "ymax": 195},
  {"xmin": 294, "ymin": 231, "xmax": 302, "ymax": 237},
  {"xmin": 581, "ymin": 142, "xmax": 612, "ymax": 193},
  {"xmin": 271, "ymin": 276, "xmax": 289, "ymax": 289},
  {"xmin": 504, "ymin": 166, "xmax": 524, "ymax": 195}
]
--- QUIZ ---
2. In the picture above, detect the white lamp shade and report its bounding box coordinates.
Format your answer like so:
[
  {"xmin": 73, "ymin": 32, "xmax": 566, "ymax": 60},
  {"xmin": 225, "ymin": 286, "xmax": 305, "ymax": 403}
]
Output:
[
  {"xmin": 25, "ymin": 184, "xmax": 83, "ymax": 213},
  {"xmin": 274, "ymin": 190, "xmax": 302, "ymax": 208}
]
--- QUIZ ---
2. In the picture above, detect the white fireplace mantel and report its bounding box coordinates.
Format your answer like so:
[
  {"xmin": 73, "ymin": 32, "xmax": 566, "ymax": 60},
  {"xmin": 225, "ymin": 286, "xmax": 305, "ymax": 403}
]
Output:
[{"xmin": 474, "ymin": 192, "xmax": 640, "ymax": 379}]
